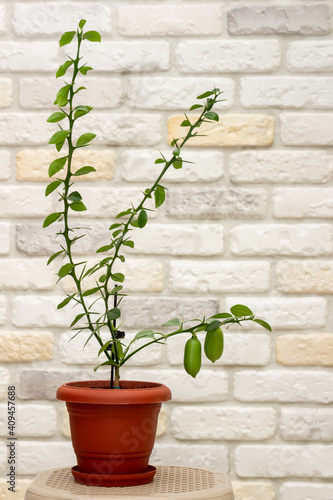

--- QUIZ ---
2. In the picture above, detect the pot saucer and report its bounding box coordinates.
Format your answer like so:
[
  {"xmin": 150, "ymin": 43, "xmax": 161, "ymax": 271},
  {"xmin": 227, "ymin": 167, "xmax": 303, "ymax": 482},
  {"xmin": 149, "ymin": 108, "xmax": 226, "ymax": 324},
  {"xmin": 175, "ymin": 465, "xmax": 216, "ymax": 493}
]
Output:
[{"xmin": 71, "ymin": 465, "xmax": 156, "ymax": 487}]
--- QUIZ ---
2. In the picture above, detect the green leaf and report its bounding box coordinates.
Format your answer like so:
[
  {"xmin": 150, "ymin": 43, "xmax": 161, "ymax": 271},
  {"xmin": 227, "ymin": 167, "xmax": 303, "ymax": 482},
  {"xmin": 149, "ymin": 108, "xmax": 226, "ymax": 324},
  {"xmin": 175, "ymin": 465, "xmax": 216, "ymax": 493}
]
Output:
[
  {"xmin": 107, "ymin": 307, "xmax": 121, "ymax": 321},
  {"xmin": 123, "ymin": 240, "xmax": 134, "ymax": 248},
  {"xmin": 47, "ymin": 112, "xmax": 67, "ymax": 123},
  {"xmin": 75, "ymin": 86, "xmax": 86, "ymax": 94},
  {"xmin": 109, "ymin": 223, "xmax": 122, "ymax": 230},
  {"xmin": 116, "ymin": 209, "xmax": 132, "ymax": 219},
  {"xmin": 70, "ymin": 201, "xmax": 87, "ymax": 212},
  {"xmin": 94, "ymin": 359, "xmax": 119, "ymax": 372},
  {"xmin": 173, "ymin": 157, "xmax": 183, "ymax": 170},
  {"xmin": 230, "ymin": 304, "xmax": 254, "ymax": 317},
  {"xmin": 45, "ymin": 180, "xmax": 62, "ymax": 196},
  {"xmin": 43, "ymin": 212, "xmax": 62, "ymax": 228},
  {"xmin": 98, "ymin": 274, "xmax": 107, "ymax": 283},
  {"xmin": 49, "ymin": 130, "xmax": 69, "ymax": 145},
  {"xmin": 118, "ymin": 255, "xmax": 125, "ymax": 263},
  {"xmin": 155, "ymin": 158, "xmax": 166, "ymax": 164},
  {"xmin": 55, "ymin": 85, "xmax": 71, "ymax": 107},
  {"xmin": 57, "ymin": 295, "xmax": 74, "ymax": 309},
  {"xmin": 58, "ymin": 263, "xmax": 74, "ymax": 278},
  {"xmin": 211, "ymin": 313, "xmax": 232, "ymax": 319},
  {"xmin": 56, "ymin": 141, "xmax": 66, "ymax": 152},
  {"xmin": 196, "ymin": 90, "xmax": 214, "ymax": 99},
  {"xmin": 96, "ymin": 243, "xmax": 113, "ymax": 253},
  {"xmin": 98, "ymin": 341, "xmax": 111, "ymax": 357},
  {"xmin": 74, "ymin": 105, "xmax": 93, "ymax": 120},
  {"xmin": 68, "ymin": 191, "xmax": 82, "ymax": 202},
  {"xmin": 79, "ymin": 66, "xmax": 93, "ymax": 75},
  {"xmin": 48, "ymin": 156, "xmax": 67, "ymax": 177},
  {"xmin": 154, "ymin": 185, "xmax": 165, "ymax": 208},
  {"xmin": 206, "ymin": 320, "xmax": 222, "ymax": 332},
  {"xmin": 83, "ymin": 30, "xmax": 101, "ymax": 42},
  {"xmin": 253, "ymin": 318, "xmax": 272, "ymax": 332},
  {"xmin": 204, "ymin": 111, "xmax": 219, "ymax": 122},
  {"xmin": 180, "ymin": 119, "xmax": 191, "ymax": 127},
  {"xmin": 162, "ymin": 318, "xmax": 181, "ymax": 327},
  {"xmin": 73, "ymin": 166, "xmax": 96, "ymax": 176},
  {"xmin": 82, "ymin": 287, "xmax": 100, "ymax": 297},
  {"xmin": 194, "ymin": 324, "xmax": 208, "ymax": 333},
  {"xmin": 134, "ymin": 329, "xmax": 155, "ymax": 341},
  {"xmin": 56, "ymin": 60, "xmax": 74, "ymax": 78},
  {"xmin": 130, "ymin": 219, "xmax": 139, "ymax": 228},
  {"xmin": 76, "ymin": 133, "xmax": 96, "ymax": 147},
  {"xmin": 59, "ymin": 31, "xmax": 76, "ymax": 47},
  {"xmin": 112, "ymin": 229, "xmax": 122, "ymax": 238},
  {"xmin": 111, "ymin": 285, "xmax": 123, "ymax": 294},
  {"xmin": 173, "ymin": 148, "xmax": 181, "ymax": 156},
  {"xmin": 205, "ymin": 98, "xmax": 215, "ymax": 111},
  {"xmin": 189, "ymin": 104, "xmax": 204, "ymax": 110},
  {"xmin": 70, "ymin": 313, "xmax": 85, "ymax": 327},
  {"xmin": 138, "ymin": 209, "xmax": 148, "ymax": 228},
  {"xmin": 111, "ymin": 273, "xmax": 125, "ymax": 283},
  {"xmin": 47, "ymin": 250, "xmax": 63, "ymax": 265},
  {"xmin": 79, "ymin": 19, "xmax": 86, "ymax": 29}
]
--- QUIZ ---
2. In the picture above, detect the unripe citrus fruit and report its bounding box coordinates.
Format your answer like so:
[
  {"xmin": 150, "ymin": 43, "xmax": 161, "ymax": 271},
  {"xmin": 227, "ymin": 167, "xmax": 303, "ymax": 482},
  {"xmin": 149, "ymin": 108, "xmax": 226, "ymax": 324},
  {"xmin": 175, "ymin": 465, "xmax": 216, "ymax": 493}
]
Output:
[
  {"xmin": 204, "ymin": 327, "xmax": 223, "ymax": 363},
  {"xmin": 183, "ymin": 336, "xmax": 201, "ymax": 378}
]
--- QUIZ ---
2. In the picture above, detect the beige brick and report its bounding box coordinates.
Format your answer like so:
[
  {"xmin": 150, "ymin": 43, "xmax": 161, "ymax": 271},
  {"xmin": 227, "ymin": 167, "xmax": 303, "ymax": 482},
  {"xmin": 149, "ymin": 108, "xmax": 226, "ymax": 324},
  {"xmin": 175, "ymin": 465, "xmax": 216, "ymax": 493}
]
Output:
[
  {"xmin": 276, "ymin": 334, "xmax": 333, "ymax": 366},
  {"xmin": 61, "ymin": 405, "xmax": 70, "ymax": 438},
  {"xmin": 0, "ymin": 368, "xmax": 9, "ymax": 399},
  {"xmin": 156, "ymin": 407, "xmax": 167, "ymax": 437},
  {"xmin": 16, "ymin": 149, "xmax": 116, "ymax": 181},
  {"xmin": 168, "ymin": 114, "xmax": 274, "ymax": 147},
  {"xmin": 0, "ymin": 479, "xmax": 32, "ymax": 500},
  {"xmin": 232, "ymin": 481, "xmax": 275, "ymax": 500},
  {"xmin": 0, "ymin": 331, "xmax": 54, "ymax": 362},
  {"xmin": 276, "ymin": 260, "xmax": 333, "ymax": 293},
  {"xmin": 0, "ymin": 78, "xmax": 13, "ymax": 108}
]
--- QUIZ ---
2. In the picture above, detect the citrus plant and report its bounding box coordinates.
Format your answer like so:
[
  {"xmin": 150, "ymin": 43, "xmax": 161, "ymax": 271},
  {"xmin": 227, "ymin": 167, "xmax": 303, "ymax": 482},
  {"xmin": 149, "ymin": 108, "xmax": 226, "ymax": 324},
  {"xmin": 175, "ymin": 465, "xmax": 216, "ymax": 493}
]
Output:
[{"xmin": 44, "ymin": 20, "xmax": 271, "ymax": 388}]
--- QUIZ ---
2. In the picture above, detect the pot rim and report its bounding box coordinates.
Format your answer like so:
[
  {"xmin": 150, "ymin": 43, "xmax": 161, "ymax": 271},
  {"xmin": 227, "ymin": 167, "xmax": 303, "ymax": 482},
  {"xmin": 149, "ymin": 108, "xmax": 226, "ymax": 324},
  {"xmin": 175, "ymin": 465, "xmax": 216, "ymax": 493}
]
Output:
[{"xmin": 56, "ymin": 380, "xmax": 172, "ymax": 405}]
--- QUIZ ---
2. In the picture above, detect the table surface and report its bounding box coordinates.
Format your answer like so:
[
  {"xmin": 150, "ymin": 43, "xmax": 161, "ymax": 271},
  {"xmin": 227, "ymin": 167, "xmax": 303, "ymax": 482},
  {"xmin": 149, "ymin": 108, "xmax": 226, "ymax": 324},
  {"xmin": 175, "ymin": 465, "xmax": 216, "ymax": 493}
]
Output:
[{"xmin": 24, "ymin": 466, "xmax": 234, "ymax": 500}]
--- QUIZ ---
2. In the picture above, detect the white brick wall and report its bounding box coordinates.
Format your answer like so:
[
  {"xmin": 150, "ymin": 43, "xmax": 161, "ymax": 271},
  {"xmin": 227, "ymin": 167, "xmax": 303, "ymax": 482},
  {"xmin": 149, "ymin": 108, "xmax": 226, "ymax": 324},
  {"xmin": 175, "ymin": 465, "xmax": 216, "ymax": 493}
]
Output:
[{"xmin": 1, "ymin": 1, "xmax": 333, "ymax": 498}]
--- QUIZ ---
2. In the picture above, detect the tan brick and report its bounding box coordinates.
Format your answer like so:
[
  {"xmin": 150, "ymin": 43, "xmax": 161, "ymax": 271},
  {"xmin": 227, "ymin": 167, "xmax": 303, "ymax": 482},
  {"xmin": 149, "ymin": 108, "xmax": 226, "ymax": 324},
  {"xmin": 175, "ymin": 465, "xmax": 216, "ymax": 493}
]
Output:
[
  {"xmin": 0, "ymin": 479, "xmax": 32, "ymax": 500},
  {"xmin": 276, "ymin": 260, "xmax": 333, "ymax": 293},
  {"xmin": 168, "ymin": 114, "xmax": 274, "ymax": 147},
  {"xmin": 16, "ymin": 149, "xmax": 116, "ymax": 181},
  {"xmin": 232, "ymin": 481, "xmax": 275, "ymax": 500},
  {"xmin": 0, "ymin": 78, "xmax": 13, "ymax": 108},
  {"xmin": 276, "ymin": 334, "xmax": 333, "ymax": 366},
  {"xmin": 0, "ymin": 331, "xmax": 54, "ymax": 362}
]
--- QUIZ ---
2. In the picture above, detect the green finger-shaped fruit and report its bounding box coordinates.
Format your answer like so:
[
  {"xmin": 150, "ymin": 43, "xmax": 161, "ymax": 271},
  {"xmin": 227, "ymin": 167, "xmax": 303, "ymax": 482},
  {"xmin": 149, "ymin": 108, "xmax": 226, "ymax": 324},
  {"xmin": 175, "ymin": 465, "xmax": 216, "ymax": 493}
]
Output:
[
  {"xmin": 204, "ymin": 327, "xmax": 224, "ymax": 363},
  {"xmin": 184, "ymin": 336, "xmax": 201, "ymax": 378}
]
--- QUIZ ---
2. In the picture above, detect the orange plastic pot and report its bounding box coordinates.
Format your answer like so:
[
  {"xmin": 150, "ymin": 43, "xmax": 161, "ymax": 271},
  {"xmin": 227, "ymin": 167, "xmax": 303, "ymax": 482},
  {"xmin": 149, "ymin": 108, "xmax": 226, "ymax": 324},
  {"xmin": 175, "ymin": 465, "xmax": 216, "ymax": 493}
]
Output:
[{"xmin": 56, "ymin": 380, "xmax": 171, "ymax": 487}]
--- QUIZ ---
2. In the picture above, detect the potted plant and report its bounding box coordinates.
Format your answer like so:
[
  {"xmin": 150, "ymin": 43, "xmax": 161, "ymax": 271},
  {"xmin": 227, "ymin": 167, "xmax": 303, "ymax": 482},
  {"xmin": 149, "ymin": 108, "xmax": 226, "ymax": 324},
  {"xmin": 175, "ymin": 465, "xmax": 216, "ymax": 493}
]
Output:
[{"xmin": 44, "ymin": 20, "xmax": 271, "ymax": 487}]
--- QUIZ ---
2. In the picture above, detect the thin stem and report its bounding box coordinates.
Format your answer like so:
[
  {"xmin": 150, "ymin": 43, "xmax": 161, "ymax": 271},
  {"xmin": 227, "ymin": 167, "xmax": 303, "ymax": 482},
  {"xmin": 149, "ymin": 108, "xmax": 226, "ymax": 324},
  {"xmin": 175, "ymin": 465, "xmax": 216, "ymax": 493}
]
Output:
[{"xmin": 59, "ymin": 27, "xmax": 111, "ymax": 361}]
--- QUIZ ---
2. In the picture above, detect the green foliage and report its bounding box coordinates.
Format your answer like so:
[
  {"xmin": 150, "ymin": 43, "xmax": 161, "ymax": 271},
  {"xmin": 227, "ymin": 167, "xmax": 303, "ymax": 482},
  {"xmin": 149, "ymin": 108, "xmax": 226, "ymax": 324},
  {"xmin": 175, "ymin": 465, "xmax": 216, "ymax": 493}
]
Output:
[
  {"xmin": 73, "ymin": 166, "xmax": 96, "ymax": 176},
  {"xmin": 44, "ymin": 20, "xmax": 271, "ymax": 385},
  {"xmin": 48, "ymin": 157, "xmax": 67, "ymax": 177},
  {"xmin": 59, "ymin": 31, "xmax": 76, "ymax": 47},
  {"xmin": 76, "ymin": 133, "xmax": 96, "ymax": 147}
]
